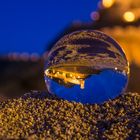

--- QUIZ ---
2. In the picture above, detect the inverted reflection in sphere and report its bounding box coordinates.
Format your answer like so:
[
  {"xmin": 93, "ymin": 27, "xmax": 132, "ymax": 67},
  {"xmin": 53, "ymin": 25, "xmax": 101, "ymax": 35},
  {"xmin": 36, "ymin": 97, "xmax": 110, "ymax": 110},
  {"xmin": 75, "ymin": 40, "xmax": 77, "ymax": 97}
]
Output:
[{"xmin": 44, "ymin": 30, "xmax": 129, "ymax": 104}]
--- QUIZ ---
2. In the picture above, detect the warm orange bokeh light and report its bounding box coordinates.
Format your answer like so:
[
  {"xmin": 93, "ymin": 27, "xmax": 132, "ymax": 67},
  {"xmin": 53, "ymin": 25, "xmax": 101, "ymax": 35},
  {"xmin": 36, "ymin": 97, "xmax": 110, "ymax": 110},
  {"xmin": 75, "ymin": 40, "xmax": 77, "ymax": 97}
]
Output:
[
  {"xmin": 102, "ymin": 0, "xmax": 115, "ymax": 8},
  {"xmin": 123, "ymin": 11, "xmax": 135, "ymax": 22}
]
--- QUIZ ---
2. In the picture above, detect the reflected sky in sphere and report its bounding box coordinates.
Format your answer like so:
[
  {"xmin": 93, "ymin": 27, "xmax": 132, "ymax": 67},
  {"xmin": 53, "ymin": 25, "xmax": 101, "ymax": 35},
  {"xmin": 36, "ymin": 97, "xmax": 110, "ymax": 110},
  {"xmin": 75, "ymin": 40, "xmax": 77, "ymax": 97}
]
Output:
[{"xmin": 44, "ymin": 30, "xmax": 129, "ymax": 104}]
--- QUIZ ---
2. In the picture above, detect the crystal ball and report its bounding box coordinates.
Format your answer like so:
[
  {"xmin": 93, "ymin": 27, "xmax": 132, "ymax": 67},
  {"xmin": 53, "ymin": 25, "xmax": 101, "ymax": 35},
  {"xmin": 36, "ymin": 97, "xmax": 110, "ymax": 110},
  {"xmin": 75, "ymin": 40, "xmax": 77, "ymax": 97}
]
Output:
[{"xmin": 44, "ymin": 30, "xmax": 129, "ymax": 104}]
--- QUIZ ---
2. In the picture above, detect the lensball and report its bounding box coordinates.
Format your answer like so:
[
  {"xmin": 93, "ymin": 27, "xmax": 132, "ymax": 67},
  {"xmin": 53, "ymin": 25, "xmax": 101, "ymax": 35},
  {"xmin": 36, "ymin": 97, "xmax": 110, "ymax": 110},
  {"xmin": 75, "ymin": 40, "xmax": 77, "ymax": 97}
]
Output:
[{"xmin": 44, "ymin": 30, "xmax": 129, "ymax": 104}]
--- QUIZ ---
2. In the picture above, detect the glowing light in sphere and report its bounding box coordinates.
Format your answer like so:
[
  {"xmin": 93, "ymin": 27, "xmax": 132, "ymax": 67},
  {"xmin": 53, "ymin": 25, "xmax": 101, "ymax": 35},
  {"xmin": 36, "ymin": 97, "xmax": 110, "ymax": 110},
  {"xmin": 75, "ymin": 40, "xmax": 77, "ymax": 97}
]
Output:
[{"xmin": 44, "ymin": 30, "xmax": 129, "ymax": 104}]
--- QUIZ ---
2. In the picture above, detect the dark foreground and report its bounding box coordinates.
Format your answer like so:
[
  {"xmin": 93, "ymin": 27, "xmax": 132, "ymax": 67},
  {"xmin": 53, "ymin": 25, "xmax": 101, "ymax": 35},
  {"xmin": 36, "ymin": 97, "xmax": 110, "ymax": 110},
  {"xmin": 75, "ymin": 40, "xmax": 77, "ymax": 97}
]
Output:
[{"xmin": 0, "ymin": 92, "xmax": 140, "ymax": 139}]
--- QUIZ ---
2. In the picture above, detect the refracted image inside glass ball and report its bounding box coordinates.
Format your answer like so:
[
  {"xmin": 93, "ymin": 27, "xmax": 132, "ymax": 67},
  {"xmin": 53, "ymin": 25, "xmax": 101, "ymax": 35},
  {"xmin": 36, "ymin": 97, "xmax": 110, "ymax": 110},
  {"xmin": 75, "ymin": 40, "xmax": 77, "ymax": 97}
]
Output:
[{"xmin": 44, "ymin": 30, "xmax": 129, "ymax": 104}]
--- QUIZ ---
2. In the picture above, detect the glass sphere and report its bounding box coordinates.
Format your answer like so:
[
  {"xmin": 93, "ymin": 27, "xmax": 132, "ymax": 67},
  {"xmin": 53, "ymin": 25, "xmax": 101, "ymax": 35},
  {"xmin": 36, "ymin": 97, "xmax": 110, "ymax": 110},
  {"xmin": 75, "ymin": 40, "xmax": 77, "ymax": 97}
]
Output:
[{"xmin": 44, "ymin": 30, "xmax": 129, "ymax": 104}]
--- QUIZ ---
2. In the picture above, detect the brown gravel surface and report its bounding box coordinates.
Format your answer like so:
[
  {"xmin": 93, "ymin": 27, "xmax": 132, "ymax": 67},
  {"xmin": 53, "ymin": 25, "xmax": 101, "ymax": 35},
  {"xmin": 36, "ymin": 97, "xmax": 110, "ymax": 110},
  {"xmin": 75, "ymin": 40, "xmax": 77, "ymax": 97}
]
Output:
[{"xmin": 0, "ymin": 91, "xmax": 140, "ymax": 140}]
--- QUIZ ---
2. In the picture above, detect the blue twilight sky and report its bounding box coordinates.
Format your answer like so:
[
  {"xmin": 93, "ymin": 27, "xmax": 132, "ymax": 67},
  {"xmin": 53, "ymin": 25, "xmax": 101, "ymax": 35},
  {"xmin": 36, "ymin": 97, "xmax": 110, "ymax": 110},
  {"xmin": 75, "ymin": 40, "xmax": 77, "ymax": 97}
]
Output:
[{"xmin": 0, "ymin": 0, "xmax": 99, "ymax": 55}]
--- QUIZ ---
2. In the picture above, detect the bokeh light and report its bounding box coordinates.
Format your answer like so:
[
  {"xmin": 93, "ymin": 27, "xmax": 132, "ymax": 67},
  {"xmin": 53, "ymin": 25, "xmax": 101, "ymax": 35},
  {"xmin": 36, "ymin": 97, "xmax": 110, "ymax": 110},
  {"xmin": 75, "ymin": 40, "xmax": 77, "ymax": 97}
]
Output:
[
  {"xmin": 102, "ymin": 0, "xmax": 115, "ymax": 8},
  {"xmin": 123, "ymin": 11, "xmax": 135, "ymax": 22},
  {"xmin": 90, "ymin": 11, "xmax": 100, "ymax": 21}
]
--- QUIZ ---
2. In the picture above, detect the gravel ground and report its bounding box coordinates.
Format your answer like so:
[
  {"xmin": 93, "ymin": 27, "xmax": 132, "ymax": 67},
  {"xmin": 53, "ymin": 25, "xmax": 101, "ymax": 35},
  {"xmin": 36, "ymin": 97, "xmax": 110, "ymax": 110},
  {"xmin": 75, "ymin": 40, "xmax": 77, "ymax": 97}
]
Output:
[{"xmin": 0, "ymin": 91, "xmax": 140, "ymax": 140}]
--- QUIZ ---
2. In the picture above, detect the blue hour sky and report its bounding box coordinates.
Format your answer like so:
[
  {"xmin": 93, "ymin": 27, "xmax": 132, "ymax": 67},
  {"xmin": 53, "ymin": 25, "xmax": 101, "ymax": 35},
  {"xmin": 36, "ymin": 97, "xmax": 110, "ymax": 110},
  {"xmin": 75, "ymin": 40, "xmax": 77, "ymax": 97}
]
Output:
[{"xmin": 0, "ymin": 0, "xmax": 99, "ymax": 55}]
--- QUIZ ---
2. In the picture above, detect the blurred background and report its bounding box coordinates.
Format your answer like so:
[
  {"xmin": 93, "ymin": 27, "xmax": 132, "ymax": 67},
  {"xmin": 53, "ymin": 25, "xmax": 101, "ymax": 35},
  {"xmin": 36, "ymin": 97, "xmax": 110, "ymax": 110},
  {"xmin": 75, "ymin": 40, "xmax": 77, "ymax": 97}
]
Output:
[{"xmin": 0, "ymin": 0, "xmax": 140, "ymax": 98}]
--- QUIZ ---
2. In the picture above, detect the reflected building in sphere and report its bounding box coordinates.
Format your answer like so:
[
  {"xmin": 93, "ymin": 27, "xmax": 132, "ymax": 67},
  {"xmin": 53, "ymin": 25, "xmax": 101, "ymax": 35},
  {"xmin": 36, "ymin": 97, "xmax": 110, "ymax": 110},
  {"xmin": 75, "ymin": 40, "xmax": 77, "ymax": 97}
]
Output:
[{"xmin": 44, "ymin": 30, "xmax": 129, "ymax": 104}]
